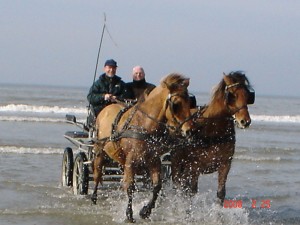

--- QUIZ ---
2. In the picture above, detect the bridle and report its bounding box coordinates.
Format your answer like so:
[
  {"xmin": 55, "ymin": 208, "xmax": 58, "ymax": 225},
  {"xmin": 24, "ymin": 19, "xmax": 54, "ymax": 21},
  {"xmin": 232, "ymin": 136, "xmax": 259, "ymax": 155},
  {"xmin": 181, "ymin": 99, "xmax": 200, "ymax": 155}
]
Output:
[
  {"xmin": 165, "ymin": 93, "xmax": 192, "ymax": 133},
  {"xmin": 225, "ymin": 83, "xmax": 249, "ymax": 115}
]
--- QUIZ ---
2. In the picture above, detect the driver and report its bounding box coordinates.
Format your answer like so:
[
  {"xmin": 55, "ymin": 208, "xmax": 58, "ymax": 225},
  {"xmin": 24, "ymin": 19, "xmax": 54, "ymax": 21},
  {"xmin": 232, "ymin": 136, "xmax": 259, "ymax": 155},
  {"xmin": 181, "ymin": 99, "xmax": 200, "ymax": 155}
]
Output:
[{"xmin": 87, "ymin": 59, "xmax": 133, "ymax": 126}]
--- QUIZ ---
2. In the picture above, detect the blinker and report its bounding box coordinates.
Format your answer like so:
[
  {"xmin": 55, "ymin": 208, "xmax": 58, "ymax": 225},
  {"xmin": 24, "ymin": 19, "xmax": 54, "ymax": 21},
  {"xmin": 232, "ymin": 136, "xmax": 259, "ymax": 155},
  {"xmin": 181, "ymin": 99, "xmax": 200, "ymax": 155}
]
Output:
[
  {"xmin": 189, "ymin": 93, "xmax": 197, "ymax": 109},
  {"xmin": 247, "ymin": 88, "xmax": 255, "ymax": 104}
]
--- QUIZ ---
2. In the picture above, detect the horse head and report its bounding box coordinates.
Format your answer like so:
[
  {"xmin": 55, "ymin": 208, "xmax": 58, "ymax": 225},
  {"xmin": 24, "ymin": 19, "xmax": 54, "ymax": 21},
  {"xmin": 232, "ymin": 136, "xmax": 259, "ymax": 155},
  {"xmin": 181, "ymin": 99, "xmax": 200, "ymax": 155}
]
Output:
[
  {"xmin": 223, "ymin": 71, "xmax": 255, "ymax": 129},
  {"xmin": 160, "ymin": 73, "xmax": 193, "ymax": 136}
]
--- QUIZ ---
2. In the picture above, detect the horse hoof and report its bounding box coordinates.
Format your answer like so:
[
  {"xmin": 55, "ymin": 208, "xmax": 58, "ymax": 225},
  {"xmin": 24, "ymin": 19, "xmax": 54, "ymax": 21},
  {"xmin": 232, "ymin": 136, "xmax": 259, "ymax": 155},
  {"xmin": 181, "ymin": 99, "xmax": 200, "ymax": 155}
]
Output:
[
  {"xmin": 139, "ymin": 205, "xmax": 151, "ymax": 219},
  {"xmin": 124, "ymin": 218, "xmax": 136, "ymax": 223},
  {"xmin": 215, "ymin": 198, "xmax": 224, "ymax": 207},
  {"xmin": 126, "ymin": 208, "xmax": 135, "ymax": 223},
  {"xmin": 91, "ymin": 195, "xmax": 97, "ymax": 205}
]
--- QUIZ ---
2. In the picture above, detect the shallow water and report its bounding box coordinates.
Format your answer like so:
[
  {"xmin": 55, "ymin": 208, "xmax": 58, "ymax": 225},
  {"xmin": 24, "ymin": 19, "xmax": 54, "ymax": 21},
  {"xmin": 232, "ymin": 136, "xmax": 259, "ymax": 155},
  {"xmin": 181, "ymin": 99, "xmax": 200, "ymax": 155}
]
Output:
[{"xmin": 0, "ymin": 84, "xmax": 300, "ymax": 224}]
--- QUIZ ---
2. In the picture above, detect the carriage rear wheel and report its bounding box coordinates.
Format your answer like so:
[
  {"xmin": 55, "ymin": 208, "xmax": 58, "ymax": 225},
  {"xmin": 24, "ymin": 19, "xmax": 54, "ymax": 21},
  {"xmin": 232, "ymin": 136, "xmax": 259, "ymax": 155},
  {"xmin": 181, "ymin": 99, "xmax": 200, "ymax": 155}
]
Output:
[
  {"xmin": 72, "ymin": 152, "xmax": 89, "ymax": 195},
  {"xmin": 61, "ymin": 147, "xmax": 73, "ymax": 186}
]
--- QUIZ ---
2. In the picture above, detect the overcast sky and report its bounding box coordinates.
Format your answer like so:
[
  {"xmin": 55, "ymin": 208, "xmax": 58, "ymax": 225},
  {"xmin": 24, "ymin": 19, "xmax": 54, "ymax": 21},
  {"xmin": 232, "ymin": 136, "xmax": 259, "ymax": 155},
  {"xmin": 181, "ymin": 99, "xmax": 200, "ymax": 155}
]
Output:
[{"xmin": 1, "ymin": 0, "xmax": 300, "ymax": 97}]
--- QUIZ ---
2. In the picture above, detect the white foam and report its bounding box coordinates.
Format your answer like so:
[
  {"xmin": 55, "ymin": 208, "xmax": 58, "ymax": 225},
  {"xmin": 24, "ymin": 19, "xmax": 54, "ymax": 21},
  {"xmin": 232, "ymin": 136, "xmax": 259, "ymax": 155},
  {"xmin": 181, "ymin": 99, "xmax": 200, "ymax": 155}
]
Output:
[
  {"xmin": 0, "ymin": 104, "xmax": 86, "ymax": 114},
  {"xmin": 0, "ymin": 116, "xmax": 66, "ymax": 123},
  {"xmin": 109, "ymin": 189, "xmax": 250, "ymax": 224},
  {"xmin": 252, "ymin": 114, "xmax": 300, "ymax": 123},
  {"xmin": 234, "ymin": 155, "xmax": 281, "ymax": 162},
  {"xmin": 0, "ymin": 146, "xmax": 64, "ymax": 154},
  {"xmin": 1, "ymin": 104, "xmax": 300, "ymax": 124}
]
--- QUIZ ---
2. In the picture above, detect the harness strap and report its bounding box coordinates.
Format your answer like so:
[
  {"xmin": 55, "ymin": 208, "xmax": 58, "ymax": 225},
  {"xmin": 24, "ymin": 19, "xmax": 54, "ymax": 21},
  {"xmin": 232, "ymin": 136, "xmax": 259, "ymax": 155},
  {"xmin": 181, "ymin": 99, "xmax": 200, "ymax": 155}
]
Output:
[
  {"xmin": 189, "ymin": 105, "xmax": 234, "ymax": 122},
  {"xmin": 111, "ymin": 104, "xmax": 136, "ymax": 135},
  {"xmin": 110, "ymin": 129, "xmax": 150, "ymax": 142}
]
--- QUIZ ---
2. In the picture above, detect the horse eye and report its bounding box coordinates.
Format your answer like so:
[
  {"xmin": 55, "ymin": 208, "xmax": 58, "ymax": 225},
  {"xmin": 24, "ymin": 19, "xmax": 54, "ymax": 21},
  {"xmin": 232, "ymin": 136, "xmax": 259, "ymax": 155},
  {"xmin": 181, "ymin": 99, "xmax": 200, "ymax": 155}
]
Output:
[
  {"xmin": 227, "ymin": 92, "xmax": 236, "ymax": 104},
  {"xmin": 172, "ymin": 102, "xmax": 181, "ymax": 114}
]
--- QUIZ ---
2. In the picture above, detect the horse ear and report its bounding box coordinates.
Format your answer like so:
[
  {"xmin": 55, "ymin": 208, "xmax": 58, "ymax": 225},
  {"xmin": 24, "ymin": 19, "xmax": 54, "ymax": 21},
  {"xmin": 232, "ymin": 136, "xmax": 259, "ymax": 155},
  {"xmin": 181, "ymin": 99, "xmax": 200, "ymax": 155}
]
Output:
[
  {"xmin": 223, "ymin": 74, "xmax": 231, "ymax": 86},
  {"xmin": 163, "ymin": 81, "xmax": 169, "ymax": 89},
  {"xmin": 182, "ymin": 78, "xmax": 190, "ymax": 87}
]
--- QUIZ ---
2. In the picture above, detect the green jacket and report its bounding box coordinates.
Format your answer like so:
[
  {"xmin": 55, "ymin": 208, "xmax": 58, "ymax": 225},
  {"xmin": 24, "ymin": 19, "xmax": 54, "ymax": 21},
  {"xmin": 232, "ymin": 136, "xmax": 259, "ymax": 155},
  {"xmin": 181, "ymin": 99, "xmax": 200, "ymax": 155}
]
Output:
[{"xmin": 87, "ymin": 73, "xmax": 133, "ymax": 115}]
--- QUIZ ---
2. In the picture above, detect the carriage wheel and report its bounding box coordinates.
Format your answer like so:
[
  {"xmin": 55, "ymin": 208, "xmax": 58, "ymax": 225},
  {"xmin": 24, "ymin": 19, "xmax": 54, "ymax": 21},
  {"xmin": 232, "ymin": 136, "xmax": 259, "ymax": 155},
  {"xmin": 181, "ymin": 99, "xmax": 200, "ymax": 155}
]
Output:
[
  {"xmin": 161, "ymin": 154, "xmax": 171, "ymax": 183},
  {"xmin": 161, "ymin": 163, "xmax": 171, "ymax": 182},
  {"xmin": 61, "ymin": 147, "xmax": 74, "ymax": 186},
  {"xmin": 72, "ymin": 152, "xmax": 89, "ymax": 195}
]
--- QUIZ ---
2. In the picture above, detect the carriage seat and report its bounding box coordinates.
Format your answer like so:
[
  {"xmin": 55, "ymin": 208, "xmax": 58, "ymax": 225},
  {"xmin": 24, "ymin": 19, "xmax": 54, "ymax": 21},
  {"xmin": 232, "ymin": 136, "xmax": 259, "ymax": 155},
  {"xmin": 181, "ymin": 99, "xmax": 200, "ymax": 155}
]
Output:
[{"xmin": 85, "ymin": 106, "xmax": 97, "ymax": 131}]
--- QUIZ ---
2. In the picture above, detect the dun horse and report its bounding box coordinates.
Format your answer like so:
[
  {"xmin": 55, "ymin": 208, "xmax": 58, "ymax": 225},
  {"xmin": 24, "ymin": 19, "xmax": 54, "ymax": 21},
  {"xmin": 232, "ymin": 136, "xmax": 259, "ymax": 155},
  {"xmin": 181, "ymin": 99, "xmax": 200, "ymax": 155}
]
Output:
[
  {"xmin": 171, "ymin": 71, "xmax": 255, "ymax": 205},
  {"xmin": 92, "ymin": 73, "xmax": 193, "ymax": 222}
]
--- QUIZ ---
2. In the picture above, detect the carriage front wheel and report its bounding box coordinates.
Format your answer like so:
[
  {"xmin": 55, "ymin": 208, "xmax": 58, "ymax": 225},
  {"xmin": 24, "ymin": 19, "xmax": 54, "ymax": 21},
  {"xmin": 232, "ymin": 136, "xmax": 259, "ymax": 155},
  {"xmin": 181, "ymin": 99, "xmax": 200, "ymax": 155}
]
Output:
[
  {"xmin": 61, "ymin": 147, "xmax": 73, "ymax": 186},
  {"xmin": 161, "ymin": 153, "xmax": 171, "ymax": 183},
  {"xmin": 72, "ymin": 152, "xmax": 89, "ymax": 195}
]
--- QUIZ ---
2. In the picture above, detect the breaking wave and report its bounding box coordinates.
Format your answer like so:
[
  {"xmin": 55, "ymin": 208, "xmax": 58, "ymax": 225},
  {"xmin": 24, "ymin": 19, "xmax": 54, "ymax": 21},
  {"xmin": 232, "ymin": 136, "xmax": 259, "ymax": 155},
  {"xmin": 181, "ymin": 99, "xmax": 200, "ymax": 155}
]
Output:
[
  {"xmin": 0, "ymin": 116, "xmax": 66, "ymax": 123},
  {"xmin": 251, "ymin": 115, "xmax": 300, "ymax": 123},
  {"xmin": 0, "ymin": 146, "xmax": 65, "ymax": 154},
  {"xmin": 1, "ymin": 104, "xmax": 300, "ymax": 124},
  {"xmin": 234, "ymin": 155, "xmax": 282, "ymax": 162},
  {"xmin": 0, "ymin": 104, "xmax": 86, "ymax": 114}
]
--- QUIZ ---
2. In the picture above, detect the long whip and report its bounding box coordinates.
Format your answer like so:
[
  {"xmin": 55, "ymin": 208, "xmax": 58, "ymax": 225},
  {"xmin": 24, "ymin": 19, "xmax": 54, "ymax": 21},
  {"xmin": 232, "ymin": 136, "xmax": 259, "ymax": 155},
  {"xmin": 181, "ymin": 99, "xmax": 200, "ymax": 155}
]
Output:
[
  {"xmin": 87, "ymin": 13, "xmax": 106, "ymax": 119},
  {"xmin": 92, "ymin": 13, "xmax": 106, "ymax": 84}
]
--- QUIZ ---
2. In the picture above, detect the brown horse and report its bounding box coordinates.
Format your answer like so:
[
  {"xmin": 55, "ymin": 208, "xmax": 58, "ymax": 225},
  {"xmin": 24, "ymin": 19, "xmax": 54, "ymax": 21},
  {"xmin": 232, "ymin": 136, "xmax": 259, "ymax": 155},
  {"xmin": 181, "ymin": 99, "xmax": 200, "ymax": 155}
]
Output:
[
  {"xmin": 92, "ymin": 73, "xmax": 193, "ymax": 222},
  {"xmin": 171, "ymin": 71, "xmax": 255, "ymax": 205}
]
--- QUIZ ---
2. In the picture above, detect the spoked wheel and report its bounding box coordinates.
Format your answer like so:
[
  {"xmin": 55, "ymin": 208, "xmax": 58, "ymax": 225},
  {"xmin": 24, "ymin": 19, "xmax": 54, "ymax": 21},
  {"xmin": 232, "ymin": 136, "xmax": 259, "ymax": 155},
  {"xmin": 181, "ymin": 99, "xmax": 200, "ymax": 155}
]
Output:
[
  {"xmin": 161, "ymin": 153, "xmax": 172, "ymax": 183},
  {"xmin": 161, "ymin": 163, "xmax": 171, "ymax": 182},
  {"xmin": 61, "ymin": 147, "xmax": 74, "ymax": 186},
  {"xmin": 72, "ymin": 152, "xmax": 89, "ymax": 195}
]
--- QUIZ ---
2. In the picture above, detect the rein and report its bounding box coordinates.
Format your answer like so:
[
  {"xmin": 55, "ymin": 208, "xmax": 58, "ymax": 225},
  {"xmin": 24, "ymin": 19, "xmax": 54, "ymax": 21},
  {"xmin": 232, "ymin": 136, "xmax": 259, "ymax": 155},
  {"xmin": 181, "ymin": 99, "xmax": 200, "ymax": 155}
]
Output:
[
  {"xmin": 98, "ymin": 91, "xmax": 190, "ymax": 144},
  {"xmin": 177, "ymin": 106, "xmax": 236, "ymax": 149},
  {"xmin": 134, "ymin": 92, "xmax": 191, "ymax": 134},
  {"xmin": 188, "ymin": 106, "xmax": 234, "ymax": 122}
]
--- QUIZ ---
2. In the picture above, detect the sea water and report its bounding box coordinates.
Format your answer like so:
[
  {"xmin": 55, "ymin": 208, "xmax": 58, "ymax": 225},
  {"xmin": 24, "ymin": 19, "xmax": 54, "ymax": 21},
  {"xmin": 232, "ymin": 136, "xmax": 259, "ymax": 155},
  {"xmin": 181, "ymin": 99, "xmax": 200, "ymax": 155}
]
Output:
[{"xmin": 0, "ymin": 84, "xmax": 299, "ymax": 225}]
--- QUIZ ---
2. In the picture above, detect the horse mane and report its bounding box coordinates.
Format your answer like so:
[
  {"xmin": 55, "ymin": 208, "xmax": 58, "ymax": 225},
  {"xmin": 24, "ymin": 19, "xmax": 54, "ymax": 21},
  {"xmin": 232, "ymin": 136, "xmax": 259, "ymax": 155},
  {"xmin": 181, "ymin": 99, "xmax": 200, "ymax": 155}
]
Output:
[
  {"xmin": 160, "ymin": 73, "xmax": 189, "ymax": 92},
  {"xmin": 210, "ymin": 71, "xmax": 253, "ymax": 103}
]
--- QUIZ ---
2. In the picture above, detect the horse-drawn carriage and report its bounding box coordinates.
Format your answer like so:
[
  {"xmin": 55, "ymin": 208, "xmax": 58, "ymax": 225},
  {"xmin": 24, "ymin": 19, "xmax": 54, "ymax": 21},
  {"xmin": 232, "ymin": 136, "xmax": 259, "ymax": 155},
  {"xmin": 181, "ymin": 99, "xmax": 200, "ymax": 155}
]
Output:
[{"xmin": 60, "ymin": 72, "xmax": 255, "ymax": 222}]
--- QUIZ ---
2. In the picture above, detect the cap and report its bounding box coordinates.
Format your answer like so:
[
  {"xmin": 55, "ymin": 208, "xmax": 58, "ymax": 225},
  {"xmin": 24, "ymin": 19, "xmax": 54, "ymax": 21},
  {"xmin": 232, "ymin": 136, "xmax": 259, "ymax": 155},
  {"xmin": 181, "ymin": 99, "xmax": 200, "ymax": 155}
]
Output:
[{"xmin": 104, "ymin": 59, "xmax": 117, "ymax": 67}]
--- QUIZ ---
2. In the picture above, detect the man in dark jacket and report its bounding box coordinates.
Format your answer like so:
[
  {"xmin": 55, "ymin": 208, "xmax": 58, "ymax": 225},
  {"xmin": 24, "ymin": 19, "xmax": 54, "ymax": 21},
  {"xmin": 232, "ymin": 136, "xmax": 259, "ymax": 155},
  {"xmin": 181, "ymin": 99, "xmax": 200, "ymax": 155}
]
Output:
[
  {"xmin": 87, "ymin": 59, "xmax": 133, "ymax": 119},
  {"xmin": 126, "ymin": 66, "xmax": 156, "ymax": 102}
]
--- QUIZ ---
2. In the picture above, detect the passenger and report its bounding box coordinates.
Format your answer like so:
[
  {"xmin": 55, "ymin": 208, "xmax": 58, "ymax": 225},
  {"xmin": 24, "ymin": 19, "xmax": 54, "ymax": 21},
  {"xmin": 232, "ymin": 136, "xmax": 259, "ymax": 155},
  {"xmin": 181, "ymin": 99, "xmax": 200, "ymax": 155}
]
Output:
[
  {"xmin": 86, "ymin": 59, "xmax": 133, "ymax": 127},
  {"xmin": 126, "ymin": 66, "xmax": 156, "ymax": 102}
]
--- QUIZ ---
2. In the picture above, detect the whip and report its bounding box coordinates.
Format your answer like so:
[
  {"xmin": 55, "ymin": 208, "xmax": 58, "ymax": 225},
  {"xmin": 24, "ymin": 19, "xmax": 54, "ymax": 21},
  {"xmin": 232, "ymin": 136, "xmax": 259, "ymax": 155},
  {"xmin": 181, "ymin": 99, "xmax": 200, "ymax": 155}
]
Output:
[{"xmin": 92, "ymin": 13, "xmax": 107, "ymax": 85}]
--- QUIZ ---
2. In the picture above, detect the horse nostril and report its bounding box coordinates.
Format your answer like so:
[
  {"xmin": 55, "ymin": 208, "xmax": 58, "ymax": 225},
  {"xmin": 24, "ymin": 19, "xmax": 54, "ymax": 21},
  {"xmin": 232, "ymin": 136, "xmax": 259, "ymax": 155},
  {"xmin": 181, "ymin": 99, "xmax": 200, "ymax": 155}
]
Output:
[
  {"xmin": 240, "ymin": 120, "xmax": 246, "ymax": 126},
  {"xmin": 246, "ymin": 119, "xmax": 251, "ymax": 127},
  {"xmin": 241, "ymin": 119, "xmax": 251, "ymax": 127}
]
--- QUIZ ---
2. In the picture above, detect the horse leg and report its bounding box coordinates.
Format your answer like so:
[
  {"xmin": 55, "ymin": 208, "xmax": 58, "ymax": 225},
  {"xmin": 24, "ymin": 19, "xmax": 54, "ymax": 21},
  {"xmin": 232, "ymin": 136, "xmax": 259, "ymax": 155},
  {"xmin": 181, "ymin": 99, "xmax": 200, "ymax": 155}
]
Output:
[
  {"xmin": 126, "ymin": 182, "xmax": 135, "ymax": 223},
  {"xmin": 217, "ymin": 161, "xmax": 232, "ymax": 205},
  {"xmin": 189, "ymin": 164, "xmax": 200, "ymax": 194},
  {"xmin": 139, "ymin": 160, "xmax": 162, "ymax": 219},
  {"xmin": 171, "ymin": 151, "xmax": 185, "ymax": 190},
  {"xmin": 123, "ymin": 160, "xmax": 136, "ymax": 223},
  {"xmin": 175, "ymin": 158, "xmax": 194, "ymax": 194},
  {"xmin": 91, "ymin": 144, "xmax": 104, "ymax": 204}
]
